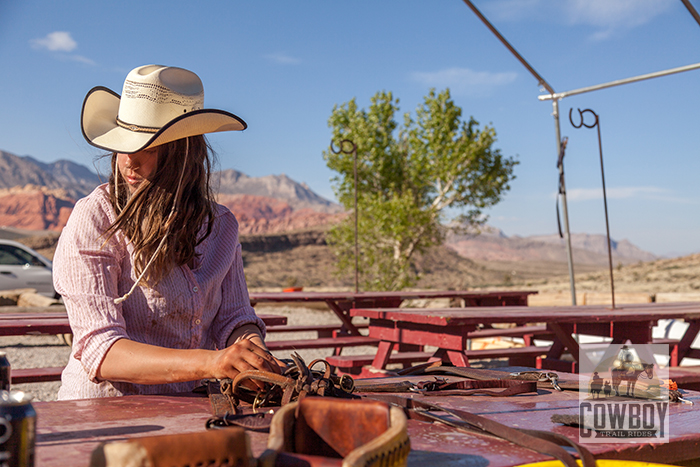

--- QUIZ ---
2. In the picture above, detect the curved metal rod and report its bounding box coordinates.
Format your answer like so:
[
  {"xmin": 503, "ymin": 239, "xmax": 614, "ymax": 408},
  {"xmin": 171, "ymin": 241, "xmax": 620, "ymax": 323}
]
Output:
[
  {"xmin": 330, "ymin": 138, "xmax": 357, "ymax": 155},
  {"xmin": 330, "ymin": 138, "xmax": 360, "ymax": 292},
  {"xmin": 569, "ymin": 108, "xmax": 616, "ymax": 309},
  {"xmin": 569, "ymin": 108, "xmax": 598, "ymax": 129}
]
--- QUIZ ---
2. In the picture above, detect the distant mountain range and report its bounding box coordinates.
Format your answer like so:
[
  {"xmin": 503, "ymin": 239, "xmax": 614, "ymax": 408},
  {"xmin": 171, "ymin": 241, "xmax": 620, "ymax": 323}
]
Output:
[
  {"xmin": 445, "ymin": 225, "xmax": 657, "ymax": 265},
  {"xmin": 0, "ymin": 149, "xmax": 344, "ymax": 233},
  {"xmin": 0, "ymin": 148, "xmax": 659, "ymax": 263},
  {"xmin": 0, "ymin": 150, "xmax": 342, "ymax": 212},
  {"xmin": 0, "ymin": 150, "xmax": 102, "ymax": 200},
  {"xmin": 214, "ymin": 169, "xmax": 342, "ymax": 214}
]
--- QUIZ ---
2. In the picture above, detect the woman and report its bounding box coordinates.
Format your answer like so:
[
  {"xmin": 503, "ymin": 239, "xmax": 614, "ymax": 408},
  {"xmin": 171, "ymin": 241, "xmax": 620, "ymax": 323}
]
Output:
[{"xmin": 54, "ymin": 64, "xmax": 279, "ymax": 399}]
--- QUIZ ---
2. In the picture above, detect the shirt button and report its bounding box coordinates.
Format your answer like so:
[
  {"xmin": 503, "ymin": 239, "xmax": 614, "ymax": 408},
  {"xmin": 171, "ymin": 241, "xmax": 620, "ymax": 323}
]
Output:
[
  {"xmin": 195, "ymin": 319, "xmax": 201, "ymax": 325},
  {"xmin": 193, "ymin": 286, "xmax": 199, "ymax": 293}
]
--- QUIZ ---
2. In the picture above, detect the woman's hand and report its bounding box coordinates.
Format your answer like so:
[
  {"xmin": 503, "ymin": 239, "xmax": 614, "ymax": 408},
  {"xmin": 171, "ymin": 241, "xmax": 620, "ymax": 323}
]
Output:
[
  {"xmin": 214, "ymin": 323, "xmax": 286, "ymax": 389},
  {"xmin": 210, "ymin": 339, "xmax": 281, "ymax": 389}
]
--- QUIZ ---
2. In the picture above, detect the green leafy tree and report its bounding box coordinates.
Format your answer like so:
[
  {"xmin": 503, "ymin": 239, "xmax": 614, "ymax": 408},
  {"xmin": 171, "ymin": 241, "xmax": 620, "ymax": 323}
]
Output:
[{"xmin": 323, "ymin": 89, "xmax": 517, "ymax": 291}]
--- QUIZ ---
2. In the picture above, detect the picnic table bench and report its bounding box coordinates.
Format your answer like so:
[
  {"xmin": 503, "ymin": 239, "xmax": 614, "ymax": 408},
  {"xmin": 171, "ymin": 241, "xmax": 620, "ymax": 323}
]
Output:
[
  {"xmin": 326, "ymin": 345, "xmax": 554, "ymax": 375},
  {"xmin": 265, "ymin": 322, "xmax": 369, "ymax": 338},
  {"xmin": 326, "ymin": 324, "xmax": 556, "ymax": 375},
  {"xmin": 2, "ymin": 311, "xmax": 288, "ymax": 385}
]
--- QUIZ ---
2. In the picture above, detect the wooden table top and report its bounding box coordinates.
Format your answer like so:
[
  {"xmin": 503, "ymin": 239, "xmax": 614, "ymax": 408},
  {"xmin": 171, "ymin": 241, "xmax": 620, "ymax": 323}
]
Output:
[
  {"xmin": 250, "ymin": 290, "xmax": 537, "ymax": 302},
  {"xmin": 0, "ymin": 313, "xmax": 287, "ymax": 326},
  {"xmin": 351, "ymin": 301, "xmax": 700, "ymax": 326},
  {"xmin": 32, "ymin": 373, "xmax": 700, "ymax": 467}
]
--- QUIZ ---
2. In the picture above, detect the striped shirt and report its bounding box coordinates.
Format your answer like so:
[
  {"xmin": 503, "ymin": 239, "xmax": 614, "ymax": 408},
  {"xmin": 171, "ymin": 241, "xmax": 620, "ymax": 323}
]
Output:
[{"xmin": 53, "ymin": 184, "xmax": 265, "ymax": 399}]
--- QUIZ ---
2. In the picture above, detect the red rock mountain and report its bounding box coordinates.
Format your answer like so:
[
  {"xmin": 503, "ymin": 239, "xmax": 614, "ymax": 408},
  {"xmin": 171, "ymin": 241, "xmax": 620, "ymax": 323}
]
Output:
[
  {"xmin": 217, "ymin": 194, "xmax": 344, "ymax": 235},
  {"xmin": 0, "ymin": 150, "xmax": 343, "ymax": 234},
  {"xmin": 0, "ymin": 186, "xmax": 73, "ymax": 231}
]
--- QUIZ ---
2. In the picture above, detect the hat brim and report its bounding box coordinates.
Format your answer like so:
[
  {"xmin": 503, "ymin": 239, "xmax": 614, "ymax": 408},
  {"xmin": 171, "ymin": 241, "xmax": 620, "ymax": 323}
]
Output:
[{"xmin": 81, "ymin": 86, "xmax": 247, "ymax": 154}]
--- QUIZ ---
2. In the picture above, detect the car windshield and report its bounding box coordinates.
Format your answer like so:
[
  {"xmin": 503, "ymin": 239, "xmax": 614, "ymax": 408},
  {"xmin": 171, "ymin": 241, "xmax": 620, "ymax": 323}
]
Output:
[{"xmin": 0, "ymin": 244, "xmax": 44, "ymax": 267}]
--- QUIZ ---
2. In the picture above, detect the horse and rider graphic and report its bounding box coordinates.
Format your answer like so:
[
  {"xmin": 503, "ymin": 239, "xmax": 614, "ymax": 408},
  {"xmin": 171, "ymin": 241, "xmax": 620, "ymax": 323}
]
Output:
[
  {"xmin": 610, "ymin": 362, "xmax": 655, "ymax": 397},
  {"xmin": 587, "ymin": 344, "xmax": 660, "ymax": 399}
]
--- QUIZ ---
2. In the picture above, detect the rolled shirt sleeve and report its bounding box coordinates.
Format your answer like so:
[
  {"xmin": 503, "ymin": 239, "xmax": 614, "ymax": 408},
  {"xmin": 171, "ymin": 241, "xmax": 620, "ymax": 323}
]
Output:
[{"xmin": 53, "ymin": 187, "xmax": 130, "ymax": 383}]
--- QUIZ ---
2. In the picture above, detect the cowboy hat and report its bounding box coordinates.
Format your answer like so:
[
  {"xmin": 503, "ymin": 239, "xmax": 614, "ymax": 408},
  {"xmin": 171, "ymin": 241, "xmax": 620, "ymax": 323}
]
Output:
[{"xmin": 81, "ymin": 64, "xmax": 246, "ymax": 154}]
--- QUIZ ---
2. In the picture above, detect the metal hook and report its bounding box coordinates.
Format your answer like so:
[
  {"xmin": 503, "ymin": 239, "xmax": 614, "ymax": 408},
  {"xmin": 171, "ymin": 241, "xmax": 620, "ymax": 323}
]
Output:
[
  {"xmin": 569, "ymin": 108, "xmax": 599, "ymax": 129},
  {"xmin": 569, "ymin": 107, "xmax": 615, "ymax": 309},
  {"xmin": 330, "ymin": 138, "xmax": 360, "ymax": 293},
  {"xmin": 330, "ymin": 139, "xmax": 357, "ymax": 155}
]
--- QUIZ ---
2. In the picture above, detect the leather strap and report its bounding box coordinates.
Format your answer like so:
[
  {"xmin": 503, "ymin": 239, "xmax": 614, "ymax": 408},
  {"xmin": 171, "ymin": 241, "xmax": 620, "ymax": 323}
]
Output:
[
  {"xmin": 353, "ymin": 378, "xmax": 537, "ymax": 397},
  {"xmin": 207, "ymin": 411, "xmax": 277, "ymax": 432},
  {"xmin": 206, "ymin": 380, "xmax": 239, "ymax": 417},
  {"xmin": 421, "ymin": 365, "xmax": 578, "ymax": 391},
  {"xmin": 416, "ymin": 378, "xmax": 538, "ymax": 397},
  {"xmin": 363, "ymin": 393, "xmax": 596, "ymax": 467}
]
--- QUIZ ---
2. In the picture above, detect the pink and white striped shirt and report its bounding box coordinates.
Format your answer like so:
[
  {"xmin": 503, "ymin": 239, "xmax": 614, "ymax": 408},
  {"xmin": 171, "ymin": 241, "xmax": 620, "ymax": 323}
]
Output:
[{"xmin": 53, "ymin": 184, "xmax": 265, "ymax": 399}]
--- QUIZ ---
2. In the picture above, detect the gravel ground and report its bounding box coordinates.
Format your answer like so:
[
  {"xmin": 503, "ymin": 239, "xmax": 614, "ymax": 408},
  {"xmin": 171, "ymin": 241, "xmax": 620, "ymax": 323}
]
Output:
[
  {"xmin": 1, "ymin": 306, "xmax": 382, "ymax": 402},
  {"xmin": 1, "ymin": 335, "xmax": 71, "ymax": 401}
]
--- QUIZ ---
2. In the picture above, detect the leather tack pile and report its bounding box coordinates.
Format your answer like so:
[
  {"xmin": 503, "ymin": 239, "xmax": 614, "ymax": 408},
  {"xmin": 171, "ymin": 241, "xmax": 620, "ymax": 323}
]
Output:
[{"xmin": 88, "ymin": 354, "xmax": 693, "ymax": 467}]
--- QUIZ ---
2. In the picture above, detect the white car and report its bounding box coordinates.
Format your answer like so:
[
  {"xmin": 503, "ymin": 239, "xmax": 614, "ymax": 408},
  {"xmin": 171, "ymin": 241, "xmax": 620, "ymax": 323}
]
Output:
[{"xmin": 0, "ymin": 239, "xmax": 56, "ymax": 298}]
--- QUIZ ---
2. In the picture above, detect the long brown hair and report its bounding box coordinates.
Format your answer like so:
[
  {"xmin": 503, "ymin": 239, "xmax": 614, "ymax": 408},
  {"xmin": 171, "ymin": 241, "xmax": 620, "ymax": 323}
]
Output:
[{"xmin": 105, "ymin": 135, "xmax": 216, "ymax": 286}]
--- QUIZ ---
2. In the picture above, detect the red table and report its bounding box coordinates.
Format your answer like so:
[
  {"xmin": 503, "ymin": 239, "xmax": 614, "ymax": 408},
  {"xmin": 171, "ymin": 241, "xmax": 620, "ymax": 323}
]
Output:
[
  {"xmin": 250, "ymin": 290, "xmax": 537, "ymax": 335},
  {"xmin": 2, "ymin": 313, "xmax": 288, "ymax": 385},
  {"xmin": 32, "ymin": 378, "xmax": 700, "ymax": 466},
  {"xmin": 0, "ymin": 310, "xmax": 287, "ymax": 336},
  {"xmin": 350, "ymin": 301, "xmax": 700, "ymax": 373}
]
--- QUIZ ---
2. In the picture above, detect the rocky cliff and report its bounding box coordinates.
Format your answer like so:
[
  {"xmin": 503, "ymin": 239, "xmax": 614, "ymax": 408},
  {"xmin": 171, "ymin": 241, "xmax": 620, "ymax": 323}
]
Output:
[
  {"xmin": 217, "ymin": 194, "xmax": 344, "ymax": 235},
  {"xmin": 0, "ymin": 149, "xmax": 344, "ymax": 234},
  {"xmin": 0, "ymin": 185, "xmax": 73, "ymax": 231}
]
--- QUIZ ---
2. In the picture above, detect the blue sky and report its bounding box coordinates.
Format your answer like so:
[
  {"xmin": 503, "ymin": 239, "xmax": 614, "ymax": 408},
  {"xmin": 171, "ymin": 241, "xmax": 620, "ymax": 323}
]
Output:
[{"xmin": 1, "ymin": 0, "xmax": 699, "ymax": 257}]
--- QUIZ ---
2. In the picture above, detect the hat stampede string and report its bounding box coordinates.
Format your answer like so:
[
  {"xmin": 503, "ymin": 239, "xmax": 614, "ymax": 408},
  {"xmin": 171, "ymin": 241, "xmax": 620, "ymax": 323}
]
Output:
[{"xmin": 114, "ymin": 139, "xmax": 190, "ymax": 305}]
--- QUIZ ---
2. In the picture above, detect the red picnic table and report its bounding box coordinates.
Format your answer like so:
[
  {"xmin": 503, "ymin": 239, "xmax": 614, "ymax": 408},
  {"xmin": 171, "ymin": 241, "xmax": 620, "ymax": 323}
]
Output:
[
  {"xmin": 250, "ymin": 290, "xmax": 537, "ymax": 335},
  {"xmin": 0, "ymin": 310, "xmax": 288, "ymax": 336},
  {"xmin": 0, "ymin": 312, "xmax": 288, "ymax": 384},
  {"xmin": 350, "ymin": 301, "xmax": 700, "ymax": 374},
  {"xmin": 31, "ymin": 375, "xmax": 700, "ymax": 466}
]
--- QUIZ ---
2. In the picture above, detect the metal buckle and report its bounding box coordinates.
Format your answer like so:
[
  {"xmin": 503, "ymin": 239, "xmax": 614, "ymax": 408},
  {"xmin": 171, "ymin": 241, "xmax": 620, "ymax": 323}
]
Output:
[{"xmin": 510, "ymin": 371, "xmax": 563, "ymax": 391}]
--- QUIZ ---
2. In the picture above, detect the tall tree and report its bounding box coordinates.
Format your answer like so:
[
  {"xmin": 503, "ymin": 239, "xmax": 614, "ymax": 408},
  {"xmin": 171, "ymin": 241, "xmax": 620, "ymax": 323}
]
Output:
[{"xmin": 324, "ymin": 89, "xmax": 517, "ymax": 290}]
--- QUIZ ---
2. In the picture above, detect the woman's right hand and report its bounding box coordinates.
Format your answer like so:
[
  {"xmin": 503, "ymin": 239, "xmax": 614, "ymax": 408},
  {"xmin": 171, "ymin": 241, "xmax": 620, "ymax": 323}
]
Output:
[{"xmin": 209, "ymin": 338, "xmax": 282, "ymax": 389}]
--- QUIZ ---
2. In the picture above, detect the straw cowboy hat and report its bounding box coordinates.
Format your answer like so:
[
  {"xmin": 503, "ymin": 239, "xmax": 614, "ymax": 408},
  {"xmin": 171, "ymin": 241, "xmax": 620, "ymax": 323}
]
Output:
[{"xmin": 81, "ymin": 64, "xmax": 246, "ymax": 153}]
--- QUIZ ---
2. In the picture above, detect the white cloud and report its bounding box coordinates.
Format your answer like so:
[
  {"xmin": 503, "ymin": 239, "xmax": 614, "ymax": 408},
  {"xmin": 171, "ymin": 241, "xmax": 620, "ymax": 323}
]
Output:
[
  {"xmin": 30, "ymin": 31, "xmax": 96, "ymax": 65},
  {"xmin": 264, "ymin": 53, "xmax": 301, "ymax": 65},
  {"xmin": 410, "ymin": 67, "xmax": 517, "ymax": 97},
  {"xmin": 30, "ymin": 31, "xmax": 77, "ymax": 52},
  {"xmin": 564, "ymin": 0, "xmax": 673, "ymax": 29},
  {"xmin": 562, "ymin": 186, "xmax": 694, "ymax": 203},
  {"xmin": 483, "ymin": 0, "xmax": 674, "ymax": 40},
  {"xmin": 65, "ymin": 55, "xmax": 96, "ymax": 65}
]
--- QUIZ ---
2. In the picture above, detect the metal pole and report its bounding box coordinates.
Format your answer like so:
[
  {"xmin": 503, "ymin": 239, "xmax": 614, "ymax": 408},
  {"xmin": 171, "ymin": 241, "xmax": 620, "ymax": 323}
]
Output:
[
  {"xmin": 680, "ymin": 0, "xmax": 700, "ymax": 28},
  {"xmin": 353, "ymin": 146, "xmax": 359, "ymax": 293},
  {"xmin": 331, "ymin": 139, "xmax": 360, "ymax": 292},
  {"xmin": 553, "ymin": 99, "xmax": 577, "ymax": 304},
  {"xmin": 596, "ymin": 117, "xmax": 615, "ymax": 309},
  {"xmin": 460, "ymin": 0, "xmax": 578, "ymax": 305},
  {"xmin": 461, "ymin": 0, "xmax": 555, "ymax": 94},
  {"xmin": 570, "ymin": 109, "xmax": 616, "ymax": 309},
  {"xmin": 538, "ymin": 62, "xmax": 700, "ymax": 101}
]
